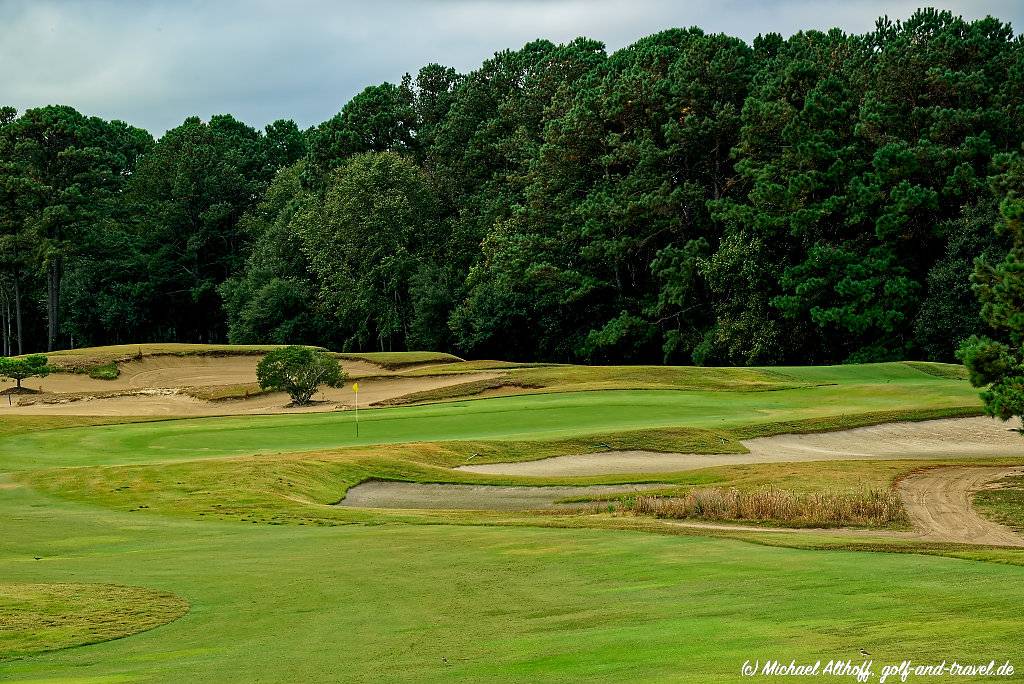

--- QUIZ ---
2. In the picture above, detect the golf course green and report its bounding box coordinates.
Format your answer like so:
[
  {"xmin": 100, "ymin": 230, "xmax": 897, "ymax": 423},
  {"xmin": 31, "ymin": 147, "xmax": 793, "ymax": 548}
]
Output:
[{"xmin": 0, "ymin": 363, "xmax": 979, "ymax": 471}]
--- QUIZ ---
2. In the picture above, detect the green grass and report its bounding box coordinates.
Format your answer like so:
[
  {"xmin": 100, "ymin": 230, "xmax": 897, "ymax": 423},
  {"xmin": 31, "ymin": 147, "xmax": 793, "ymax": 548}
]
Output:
[
  {"xmin": 1, "ymin": 480, "xmax": 1023, "ymax": 682},
  {"xmin": 1, "ymin": 358, "xmax": 1015, "ymax": 681},
  {"xmin": 0, "ymin": 582, "xmax": 188, "ymax": 661},
  {"xmin": 0, "ymin": 363, "xmax": 981, "ymax": 471},
  {"xmin": 87, "ymin": 362, "xmax": 120, "ymax": 380}
]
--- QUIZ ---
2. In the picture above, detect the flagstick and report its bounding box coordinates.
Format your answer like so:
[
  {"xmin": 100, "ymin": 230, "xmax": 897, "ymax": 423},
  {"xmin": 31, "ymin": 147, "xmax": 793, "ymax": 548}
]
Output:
[{"xmin": 354, "ymin": 383, "xmax": 359, "ymax": 438}]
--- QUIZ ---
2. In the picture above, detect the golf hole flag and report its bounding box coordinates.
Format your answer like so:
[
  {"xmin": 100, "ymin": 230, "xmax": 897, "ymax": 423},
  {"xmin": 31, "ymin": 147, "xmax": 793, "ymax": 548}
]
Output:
[{"xmin": 353, "ymin": 382, "xmax": 359, "ymax": 436}]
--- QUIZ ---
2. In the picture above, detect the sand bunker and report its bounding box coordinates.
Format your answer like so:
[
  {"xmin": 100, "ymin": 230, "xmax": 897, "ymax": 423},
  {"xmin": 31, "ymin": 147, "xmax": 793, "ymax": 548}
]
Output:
[
  {"xmin": 19, "ymin": 356, "xmax": 263, "ymax": 394},
  {"xmin": 11, "ymin": 355, "xmax": 421, "ymax": 396},
  {"xmin": 338, "ymin": 482, "xmax": 662, "ymax": 510},
  {"xmin": 1, "ymin": 371, "xmax": 501, "ymax": 417},
  {"xmin": 457, "ymin": 417, "xmax": 1024, "ymax": 476}
]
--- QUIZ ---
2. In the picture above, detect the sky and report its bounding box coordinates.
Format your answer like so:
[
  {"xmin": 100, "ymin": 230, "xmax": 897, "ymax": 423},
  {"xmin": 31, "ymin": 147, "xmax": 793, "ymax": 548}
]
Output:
[{"xmin": 1, "ymin": 1, "xmax": 1022, "ymax": 135}]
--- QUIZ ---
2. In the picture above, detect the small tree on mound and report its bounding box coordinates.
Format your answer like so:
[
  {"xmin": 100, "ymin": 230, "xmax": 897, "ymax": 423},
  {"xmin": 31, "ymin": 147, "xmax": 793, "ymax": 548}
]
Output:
[
  {"xmin": 256, "ymin": 346, "xmax": 345, "ymax": 405},
  {"xmin": 0, "ymin": 354, "xmax": 52, "ymax": 389}
]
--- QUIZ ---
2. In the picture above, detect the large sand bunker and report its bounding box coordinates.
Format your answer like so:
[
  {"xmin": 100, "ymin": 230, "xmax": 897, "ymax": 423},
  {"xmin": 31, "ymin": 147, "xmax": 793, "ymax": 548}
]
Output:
[
  {"xmin": 1, "ymin": 352, "xmax": 499, "ymax": 417},
  {"xmin": 338, "ymin": 482, "xmax": 662, "ymax": 510},
  {"xmin": 1, "ymin": 370, "xmax": 500, "ymax": 417},
  {"xmin": 11, "ymin": 355, "xmax": 427, "ymax": 395},
  {"xmin": 457, "ymin": 417, "xmax": 1024, "ymax": 476}
]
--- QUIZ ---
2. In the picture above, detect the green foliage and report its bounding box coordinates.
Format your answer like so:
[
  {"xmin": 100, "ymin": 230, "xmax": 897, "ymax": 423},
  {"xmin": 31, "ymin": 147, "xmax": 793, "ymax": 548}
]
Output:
[
  {"xmin": 958, "ymin": 147, "xmax": 1024, "ymax": 423},
  {"xmin": 5, "ymin": 9, "xmax": 1024, "ymax": 366},
  {"xmin": 219, "ymin": 163, "xmax": 333, "ymax": 346},
  {"xmin": 295, "ymin": 152, "xmax": 441, "ymax": 352},
  {"xmin": 255, "ymin": 345, "xmax": 346, "ymax": 405},
  {"xmin": 87, "ymin": 362, "xmax": 120, "ymax": 380},
  {"xmin": 0, "ymin": 354, "xmax": 51, "ymax": 388}
]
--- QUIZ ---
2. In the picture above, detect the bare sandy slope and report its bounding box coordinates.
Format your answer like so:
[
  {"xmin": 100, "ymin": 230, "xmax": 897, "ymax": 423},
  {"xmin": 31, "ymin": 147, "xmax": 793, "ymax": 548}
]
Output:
[
  {"xmin": 1, "ymin": 371, "xmax": 500, "ymax": 417},
  {"xmin": 457, "ymin": 417, "xmax": 1024, "ymax": 476},
  {"xmin": 13, "ymin": 356, "xmax": 410, "ymax": 395},
  {"xmin": 338, "ymin": 482, "xmax": 663, "ymax": 510},
  {"xmin": 898, "ymin": 465, "xmax": 1024, "ymax": 546}
]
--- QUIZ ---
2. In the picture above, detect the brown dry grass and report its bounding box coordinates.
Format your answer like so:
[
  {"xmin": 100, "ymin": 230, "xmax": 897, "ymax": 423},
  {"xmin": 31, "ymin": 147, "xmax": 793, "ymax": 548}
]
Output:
[{"xmin": 626, "ymin": 487, "xmax": 908, "ymax": 528}]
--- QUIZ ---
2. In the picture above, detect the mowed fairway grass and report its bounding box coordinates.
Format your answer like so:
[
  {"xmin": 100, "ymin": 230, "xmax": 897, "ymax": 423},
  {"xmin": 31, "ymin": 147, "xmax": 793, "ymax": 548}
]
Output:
[
  {"xmin": 0, "ymin": 363, "xmax": 981, "ymax": 470},
  {"xmin": 3, "ymin": 360, "xmax": 1020, "ymax": 681},
  {"xmin": 2, "ymin": 482, "xmax": 1023, "ymax": 682}
]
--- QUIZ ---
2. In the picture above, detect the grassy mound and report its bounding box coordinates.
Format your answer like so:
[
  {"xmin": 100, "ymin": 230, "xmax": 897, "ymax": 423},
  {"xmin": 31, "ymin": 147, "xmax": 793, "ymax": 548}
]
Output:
[
  {"xmin": 334, "ymin": 351, "xmax": 463, "ymax": 369},
  {"xmin": 0, "ymin": 582, "xmax": 188, "ymax": 661},
  {"xmin": 975, "ymin": 473, "xmax": 1024, "ymax": 532}
]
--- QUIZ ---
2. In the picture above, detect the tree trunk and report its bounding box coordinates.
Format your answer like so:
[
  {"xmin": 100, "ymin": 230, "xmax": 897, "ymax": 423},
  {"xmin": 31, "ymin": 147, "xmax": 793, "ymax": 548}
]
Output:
[
  {"xmin": 2, "ymin": 288, "xmax": 9, "ymax": 356},
  {"xmin": 13, "ymin": 273, "xmax": 22, "ymax": 356},
  {"xmin": 46, "ymin": 258, "xmax": 62, "ymax": 352}
]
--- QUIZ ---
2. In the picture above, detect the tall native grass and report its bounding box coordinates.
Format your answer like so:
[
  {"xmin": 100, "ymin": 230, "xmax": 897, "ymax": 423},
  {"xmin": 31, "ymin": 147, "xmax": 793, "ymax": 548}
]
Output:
[{"xmin": 625, "ymin": 487, "xmax": 908, "ymax": 528}]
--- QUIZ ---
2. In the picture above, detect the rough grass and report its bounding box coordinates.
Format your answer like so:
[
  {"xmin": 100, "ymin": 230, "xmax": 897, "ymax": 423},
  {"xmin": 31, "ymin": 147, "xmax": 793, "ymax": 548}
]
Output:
[
  {"xmin": 0, "ymin": 582, "xmax": 188, "ymax": 661},
  {"xmin": 333, "ymin": 351, "xmax": 463, "ymax": 370},
  {"xmin": 974, "ymin": 473, "xmax": 1024, "ymax": 532},
  {"xmin": 374, "ymin": 363, "xmax": 817, "ymax": 406},
  {"xmin": 372, "ymin": 378, "xmax": 543, "ymax": 406},
  {"xmin": 0, "ymin": 415, "xmax": 166, "ymax": 439},
  {"xmin": 37, "ymin": 343, "xmax": 299, "ymax": 374},
  {"xmin": 903, "ymin": 361, "xmax": 969, "ymax": 380},
  {"xmin": 181, "ymin": 383, "xmax": 269, "ymax": 401},
  {"xmin": 625, "ymin": 487, "xmax": 908, "ymax": 528},
  {"xmin": 730, "ymin": 405, "xmax": 983, "ymax": 439},
  {"xmin": 508, "ymin": 364, "xmax": 809, "ymax": 392},
  {"xmin": 389, "ymin": 361, "xmax": 978, "ymax": 405}
]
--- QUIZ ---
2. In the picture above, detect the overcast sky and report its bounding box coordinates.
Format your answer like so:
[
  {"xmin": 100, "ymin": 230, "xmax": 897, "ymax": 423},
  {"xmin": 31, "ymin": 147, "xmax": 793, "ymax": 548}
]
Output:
[{"xmin": 1, "ymin": 1, "xmax": 1022, "ymax": 135}]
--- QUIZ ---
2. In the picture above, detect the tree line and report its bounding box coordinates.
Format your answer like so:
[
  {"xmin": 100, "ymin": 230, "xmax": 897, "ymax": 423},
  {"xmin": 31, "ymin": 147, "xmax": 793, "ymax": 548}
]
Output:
[{"xmin": 2, "ymin": 9, "xmax": 1023, "ymax": 365}]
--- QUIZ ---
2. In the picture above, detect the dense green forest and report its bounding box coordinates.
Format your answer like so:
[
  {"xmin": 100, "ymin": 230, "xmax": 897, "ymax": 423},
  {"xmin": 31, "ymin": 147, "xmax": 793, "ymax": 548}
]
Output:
[{"xmin": 2, "ymin": 9, "xmax": 1023, "ymax": 364}]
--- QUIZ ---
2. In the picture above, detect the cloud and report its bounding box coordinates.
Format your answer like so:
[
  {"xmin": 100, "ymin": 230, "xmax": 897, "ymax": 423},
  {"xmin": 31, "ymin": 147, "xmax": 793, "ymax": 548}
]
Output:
[{"xmin": 0, "ymin": 0, "xmax": 1020, "ymax": 134}]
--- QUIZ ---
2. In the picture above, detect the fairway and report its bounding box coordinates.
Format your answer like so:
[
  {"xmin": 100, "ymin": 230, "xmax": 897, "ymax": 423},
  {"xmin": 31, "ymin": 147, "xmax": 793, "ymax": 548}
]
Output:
[{"xmin": 1, "ymin": 481, "xmax": 1023, "ymax": 682}]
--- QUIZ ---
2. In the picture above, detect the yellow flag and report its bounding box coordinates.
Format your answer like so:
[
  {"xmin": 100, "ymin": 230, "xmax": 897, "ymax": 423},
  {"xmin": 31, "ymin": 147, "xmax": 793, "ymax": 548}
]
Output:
[{"xmin": 352, "ymin": 382, "xmax": 359, "ymax": 393}]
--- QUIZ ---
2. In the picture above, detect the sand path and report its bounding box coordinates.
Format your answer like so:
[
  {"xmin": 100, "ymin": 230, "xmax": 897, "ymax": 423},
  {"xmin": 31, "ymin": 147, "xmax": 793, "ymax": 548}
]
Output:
[
  {"xmin": 456, "ymin": 417, "xmax": 1024, "ymax": 476},
  {"xmin": 897, "ymin": 465, "xmax": 1024, "ymax": 546}
]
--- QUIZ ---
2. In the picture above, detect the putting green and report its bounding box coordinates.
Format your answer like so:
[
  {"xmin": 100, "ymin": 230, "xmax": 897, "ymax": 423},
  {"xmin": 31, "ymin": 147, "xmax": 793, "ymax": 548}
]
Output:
[
  {"xmin": 0, "ymin": 482, "xmax": 1021, "ymax": 682},
  {"xmin": 0, "ymin": 363, "xmax": 978, "ymax": 470}
]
